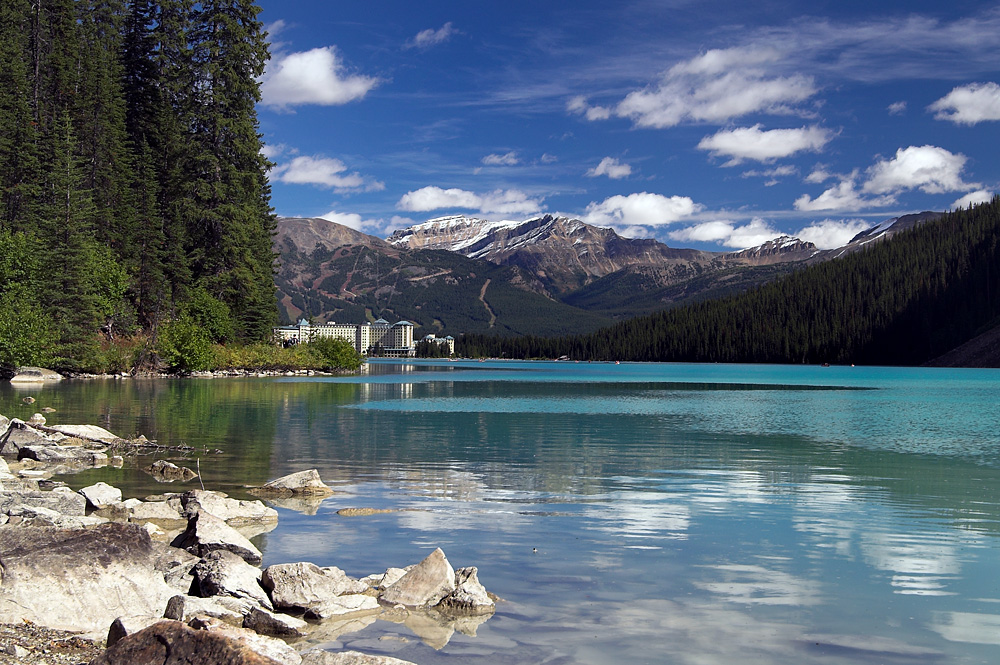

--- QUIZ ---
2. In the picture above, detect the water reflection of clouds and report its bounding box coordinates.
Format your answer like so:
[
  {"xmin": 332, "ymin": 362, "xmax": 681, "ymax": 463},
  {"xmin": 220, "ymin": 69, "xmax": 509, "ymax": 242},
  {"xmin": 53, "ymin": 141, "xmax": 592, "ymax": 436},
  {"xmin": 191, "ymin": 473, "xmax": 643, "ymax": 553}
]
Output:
[
  {"xmin": 583, "ymin": 492, "xmax": 690, "ymax": 543},
  {"xmin": 694, "ymin": 563, "xmax": 823, "ymax": 606},
  {"xmin": 859, "ymin": 531, "xmax": 970, "ymax": 596},
  {"xmin": 930, "ymin": 611, "xmax": 1000, "ymax": 644}
]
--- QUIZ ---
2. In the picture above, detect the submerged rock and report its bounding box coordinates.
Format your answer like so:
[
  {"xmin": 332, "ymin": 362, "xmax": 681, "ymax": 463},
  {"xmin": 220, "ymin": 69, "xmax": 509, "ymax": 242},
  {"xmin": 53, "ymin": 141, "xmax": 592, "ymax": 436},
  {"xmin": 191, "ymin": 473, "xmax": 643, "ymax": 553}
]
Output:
[
  {"xmin": 248, "ymin": 469, "xmax": 334, "ymax": 497},
  {"xmin": 145, "ymin": 459, "xmax": 198, "ymax": 482},
  {"xmin": 9, "ymin": 367, "xmax": 63, "ymax": 383}
]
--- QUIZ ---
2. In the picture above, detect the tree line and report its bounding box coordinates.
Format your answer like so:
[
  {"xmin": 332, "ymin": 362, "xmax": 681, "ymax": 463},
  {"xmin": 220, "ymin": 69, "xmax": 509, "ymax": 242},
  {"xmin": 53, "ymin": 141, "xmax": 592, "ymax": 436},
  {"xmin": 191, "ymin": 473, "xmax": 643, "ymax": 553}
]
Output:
[
  {"xmin": 0, "ymin": 0, "xmax": 276, "ymax": 372},
  {"xmin": 458, "ymin": 198, "xmax": 1000, "ymax": 366}
]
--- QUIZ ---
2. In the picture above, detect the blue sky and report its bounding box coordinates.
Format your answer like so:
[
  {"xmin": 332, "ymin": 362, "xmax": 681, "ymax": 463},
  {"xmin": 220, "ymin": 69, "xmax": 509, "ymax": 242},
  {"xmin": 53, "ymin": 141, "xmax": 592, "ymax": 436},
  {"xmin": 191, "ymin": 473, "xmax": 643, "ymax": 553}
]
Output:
[{"xmin": 256, "ymin": 0, "xmax": 1000, "ymax": 251}]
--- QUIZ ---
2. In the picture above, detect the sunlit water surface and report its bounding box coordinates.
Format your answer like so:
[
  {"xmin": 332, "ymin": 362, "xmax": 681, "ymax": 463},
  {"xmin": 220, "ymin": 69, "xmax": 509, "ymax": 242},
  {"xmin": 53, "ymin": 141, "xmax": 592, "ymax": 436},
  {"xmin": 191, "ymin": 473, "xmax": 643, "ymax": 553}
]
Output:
[{"xmin": 4, "ymin": 360, "xmax": 1000, "ymax": 664}]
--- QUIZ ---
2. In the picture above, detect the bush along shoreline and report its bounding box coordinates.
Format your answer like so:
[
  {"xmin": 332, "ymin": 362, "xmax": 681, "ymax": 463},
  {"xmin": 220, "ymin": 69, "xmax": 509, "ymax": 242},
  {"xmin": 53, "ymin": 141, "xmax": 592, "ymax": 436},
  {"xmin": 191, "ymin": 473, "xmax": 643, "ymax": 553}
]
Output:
[
  {"xmin": 1, "ymin": 332, "xmax": 366, "ymax": 380},
  {"xmin": 1, "ymin": 413, "xmax": 497, "ymax": 665}
]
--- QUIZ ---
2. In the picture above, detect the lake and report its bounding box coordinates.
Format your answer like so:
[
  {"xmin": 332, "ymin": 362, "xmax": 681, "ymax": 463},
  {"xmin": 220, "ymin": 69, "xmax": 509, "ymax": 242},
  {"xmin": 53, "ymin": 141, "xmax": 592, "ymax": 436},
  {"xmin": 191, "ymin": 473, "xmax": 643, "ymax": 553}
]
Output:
[{"xmin": 3, "ymin": 360, "xmax": 1000, "ymax": 664}]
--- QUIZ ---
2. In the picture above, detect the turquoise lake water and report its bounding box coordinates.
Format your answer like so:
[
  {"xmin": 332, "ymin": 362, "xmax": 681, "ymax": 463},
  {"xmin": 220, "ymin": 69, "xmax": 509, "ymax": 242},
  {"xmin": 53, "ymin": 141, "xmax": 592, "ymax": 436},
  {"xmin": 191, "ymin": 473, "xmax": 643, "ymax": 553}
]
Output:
[{"xmin": 3, "ymin": 360, "xmax": 1000, "ymax": 664}]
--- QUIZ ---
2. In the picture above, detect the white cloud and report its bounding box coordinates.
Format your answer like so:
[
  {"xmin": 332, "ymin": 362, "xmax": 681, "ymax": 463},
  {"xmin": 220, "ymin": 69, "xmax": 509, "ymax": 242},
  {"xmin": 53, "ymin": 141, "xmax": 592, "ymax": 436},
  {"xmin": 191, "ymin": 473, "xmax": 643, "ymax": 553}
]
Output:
[
  {"xmin": 668, "ymin": 220, "xmax": 736, "ymax": 243},
  {"xmin": 805, "ymin": 166, "xmax": 835, "ymax": 184},
  {"xmin": 795, "ymin": 177, "xmax": 893, "ymax": 212},
  {"xmin": 929, "ymin": 82, "xmax": 1000, "ymax": 125},
  {"xmin": 888, "ymin": 101, "xmax": 907, "ymax": 115},
  {"xmin": 668, "ymin": 217, "xmax": 781, "ymax": 249},
  {"xmin": 953, "ymin": 189, "xmax": 994, "ymax": 209},
  {"xmin": 481, "ymin": 152, "xmax": 520, "ymax": 166},
  {"xmin": 583, "ymin": 192, "xmax": 702, "ymax": 228},
  {"xmin": 540, "ymin": 153, "xmax": 559, "ymax": 164},
  {"xmin": 396, "ymin": 186, "xmax": 544, "ymax": 216},
  {"xmin": 320, "ymin": 210, "xmax": 392, "ymax": 235},
  {"xmin": 567, "ymin": 96, "xmax": 612, "ymax": 121},
  {"xmin": 318, "ymin": 211, "xmax": 366, "ymax": 231},
  {"xmin": 863, "ymin": 145, "xmax": 976, "ymax": 195},
  {"xmin": 586, "ymin": 157, "xmax": 632, "ymax": 179},
  {"xmin": 260, "ymin": 143, "xmax": 289, "ymax": 160},
  {"xmin": 261, "ymin": 47, "xmax": 379, "ymax": 110},
  {"xmin": 613, "ymin": 47, "xmax": 817, "ymax": 129},
  {"xmin": 406, "ymin": 22, "xmax": 457, "ymax": 50},
  {"xmin": 270, "ymin": 155, "xmax": 384, "ymax": 192},
  {"xmin": 796, "ymin": 145, "xmax": 978, "ymax": 211},
  {"xmin": 727, "ymin": 218, "xmax": 783, "ymax": 248},
  {"xmin": 697, "ymin": 125, "xmax": 832, "ymax": 164},
  {"xmin": 795, "ymin": 219, "xmax": 871, "ymax": 249},
  {"xmin": 742, "ymin": 165, "xmax": 797, "ymax": 180}
]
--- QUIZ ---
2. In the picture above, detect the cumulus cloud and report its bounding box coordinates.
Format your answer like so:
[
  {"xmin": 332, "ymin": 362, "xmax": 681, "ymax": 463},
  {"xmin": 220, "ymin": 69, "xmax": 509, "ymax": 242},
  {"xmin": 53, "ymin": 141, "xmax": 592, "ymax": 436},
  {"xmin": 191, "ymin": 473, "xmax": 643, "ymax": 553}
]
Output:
[
  {"xmin": 406, "ymin": 22, "xmax": 458, "ymax": 50},
  {"xmin": 795, "ymin": 177, "xmax": 893, "ymax": 212},
  {"xmin": 697, "ymin": 125, "xmax": 832, "ymax": 165},
  {"xmin": 796, "ymin": 145, "xmax": 978, "ymax": 211},
  {"xmin": 269, "ymin": 155, "xmax": 384, "ymax": 192},
  {"xmin": 319, "ymin": 211, "xmax": 370, "ymax": 231},
  {"xmin": 888, "ymin": 101, "xmax": 907, "ymax": 115},
  {"xmin": 481, "ymin": 152, "xmax": 520, "ymax": 166},
  {"xmin": 929, "ymin": 82, "xmax": 1000, "ymax": 125},
  {"xmin": 953, "ymin": 189, "xmax": 994, "ymax": 209},
  {"xmin": 586, "ymin": 157, "xmax": 632, "ymax": 179},
  {"xmin": 805, "ymin": 166, "xmax": 836, "ymax": 184},
  {"xmin": 863, "ymin": 145, "xmax": 976, "ymax": 195},
  {"xmin": 583, "ymin": 192, "xmax": 702, "ymax": 228},
  {"xmin": 567, "ymin": 96, "xmax": 612, "ymax": 121},
  {"xmin": 795, "ymin": 219, "xmax": 871, "ymax": 248},
  {"xmin": 397, "ymin": 186, "xmax": 544, "ymax": 216},
  {"xmin": 610, "ymin": 47, "xmax": 817, "ymax": 129},
  {"xmin": 668, "ymin": 218, "xmax": 781, "ymax": 249},
  {"xmin": 261, "ymin": 47, "xmax": 379, "ymax": 110},
  {"xmin": 260, "ymin": 143, "xmax": 290, "ymax": 160}
]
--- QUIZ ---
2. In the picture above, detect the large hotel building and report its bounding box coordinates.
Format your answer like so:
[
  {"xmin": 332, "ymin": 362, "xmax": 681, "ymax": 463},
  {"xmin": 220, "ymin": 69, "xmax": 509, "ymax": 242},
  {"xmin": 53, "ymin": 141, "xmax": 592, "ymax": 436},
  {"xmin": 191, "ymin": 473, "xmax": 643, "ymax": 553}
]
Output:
[{"xmin": 273, "ymin": 318, "xmax": 417, "ymax": 357}]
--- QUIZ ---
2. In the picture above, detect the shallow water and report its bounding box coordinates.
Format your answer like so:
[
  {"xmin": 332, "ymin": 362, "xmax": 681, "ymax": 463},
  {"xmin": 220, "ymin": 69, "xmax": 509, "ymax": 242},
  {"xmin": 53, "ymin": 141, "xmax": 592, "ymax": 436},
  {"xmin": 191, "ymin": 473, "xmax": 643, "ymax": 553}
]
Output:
[{"xmin": 4, "ymin": 360, "xmax": 1000, "ymax": 664}]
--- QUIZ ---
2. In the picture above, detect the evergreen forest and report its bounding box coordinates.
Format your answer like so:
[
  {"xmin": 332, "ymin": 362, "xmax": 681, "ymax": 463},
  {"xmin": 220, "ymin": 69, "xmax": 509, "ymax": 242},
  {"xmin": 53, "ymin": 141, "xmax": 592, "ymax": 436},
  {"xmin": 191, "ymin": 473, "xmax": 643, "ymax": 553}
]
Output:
[
  {"xmin": 0, "ymin": 0, "xmax": 277, "ymax": 372},
  {"xmin": 458, "ymin": 198, "xmax": 1000, "ymax": 366}
]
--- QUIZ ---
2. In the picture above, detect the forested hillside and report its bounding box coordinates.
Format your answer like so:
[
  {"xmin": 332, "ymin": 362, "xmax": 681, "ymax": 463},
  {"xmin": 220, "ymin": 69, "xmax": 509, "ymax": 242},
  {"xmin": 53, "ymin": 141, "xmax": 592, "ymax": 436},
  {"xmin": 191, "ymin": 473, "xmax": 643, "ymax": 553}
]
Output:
[
  {"xmin": 0, "ymin": 0, "xmax": 276, "ymax": 371},
  {"xmin": 459, "ymin": 198, "xmax": 1000, "ymax": 366}
]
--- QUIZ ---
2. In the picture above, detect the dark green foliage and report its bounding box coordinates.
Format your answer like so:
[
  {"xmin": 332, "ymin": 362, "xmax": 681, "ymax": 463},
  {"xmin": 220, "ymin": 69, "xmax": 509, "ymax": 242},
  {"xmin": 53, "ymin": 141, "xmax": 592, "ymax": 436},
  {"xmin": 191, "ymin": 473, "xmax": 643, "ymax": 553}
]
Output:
[
  {"xmin": 307, "ymin": 336, "xmax": 363, "ymax": 371},
  {"xmin": 459, "ymin": 199, "xmax": 1000, "ymax": 366},
  {"xmin": 0, "ymin": 0, "xmax": 278, "ymax": 369}
]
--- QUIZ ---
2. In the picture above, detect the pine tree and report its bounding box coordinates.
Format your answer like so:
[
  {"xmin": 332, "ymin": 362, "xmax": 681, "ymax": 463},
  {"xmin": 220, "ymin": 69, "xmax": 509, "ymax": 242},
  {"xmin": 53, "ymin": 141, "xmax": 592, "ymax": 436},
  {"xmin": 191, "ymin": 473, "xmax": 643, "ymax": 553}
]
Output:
[{"xmin": 186, "ymin": 0, "xmax": 276, "ymax": 340}]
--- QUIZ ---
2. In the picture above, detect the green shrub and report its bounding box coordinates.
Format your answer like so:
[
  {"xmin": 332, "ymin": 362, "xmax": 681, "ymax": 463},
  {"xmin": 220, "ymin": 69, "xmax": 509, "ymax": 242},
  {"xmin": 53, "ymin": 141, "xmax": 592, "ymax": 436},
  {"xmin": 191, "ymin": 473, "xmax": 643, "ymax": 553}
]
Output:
[{"xmin": 158, "ymin": 316, "xmax": 213, "ymax": 373}]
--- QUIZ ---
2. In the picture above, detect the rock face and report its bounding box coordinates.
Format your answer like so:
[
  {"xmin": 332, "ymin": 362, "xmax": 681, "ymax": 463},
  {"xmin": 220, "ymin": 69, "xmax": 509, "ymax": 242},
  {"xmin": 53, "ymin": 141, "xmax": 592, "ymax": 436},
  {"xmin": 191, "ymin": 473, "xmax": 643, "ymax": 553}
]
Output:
[
  {"xmin": 437, "ymin": 567, "xmax": 495, "ymax": 615},
  {"xmin": 172, "ymin": 509, "xmax": 264, "ymax": 565},
  {"xmin": 79, "ymin": 481, "xmax": 123, "ymax": 509},
  {"xmin": 249, "ymin": 469, "xmax": 334, "ymax": 496},
  {"xmin": 0, "ymin": 523, "xmax": 176, "ymax": 632},
  {"xmin": 88, "ymin": 620, "xmax": 293, "ymax": 665},
  {"xmin": 262, "ymin": 562, "xmax": 367, "ymax": 612},
  {"xmin": 379, "ymin": 548, "xmax": 455, "ymax": 608},
  {"xmin": 191, "ymin": 549, "xmax": 273, "ymax": 610}
]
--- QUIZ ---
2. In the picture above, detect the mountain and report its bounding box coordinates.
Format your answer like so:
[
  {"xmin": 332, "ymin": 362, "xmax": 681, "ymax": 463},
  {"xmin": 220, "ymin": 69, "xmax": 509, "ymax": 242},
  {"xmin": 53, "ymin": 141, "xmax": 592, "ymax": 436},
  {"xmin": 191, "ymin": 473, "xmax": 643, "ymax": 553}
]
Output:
[
  {"xmin": 458, "ymin": 198, "xmax": 1000, "ymax": 366},
  {"xmin": 273, "ymin": 217, "xmax": 612, "ymax": 337},
  {"xmin": 275, "ymin": 210, "xmax": 948, "ymax": 338},
  {"xmin": 388, "ymin": 214, "xmax": 734, "ymax": 294}
]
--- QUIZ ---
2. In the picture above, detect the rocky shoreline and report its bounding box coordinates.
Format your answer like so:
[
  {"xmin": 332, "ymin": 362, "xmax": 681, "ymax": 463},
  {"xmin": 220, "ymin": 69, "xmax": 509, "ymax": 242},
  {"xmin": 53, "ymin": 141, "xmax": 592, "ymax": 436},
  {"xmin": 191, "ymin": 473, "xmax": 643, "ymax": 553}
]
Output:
[{"xmin": 1, "ymin": 396, "xmax": 496, "ymax": 665}]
